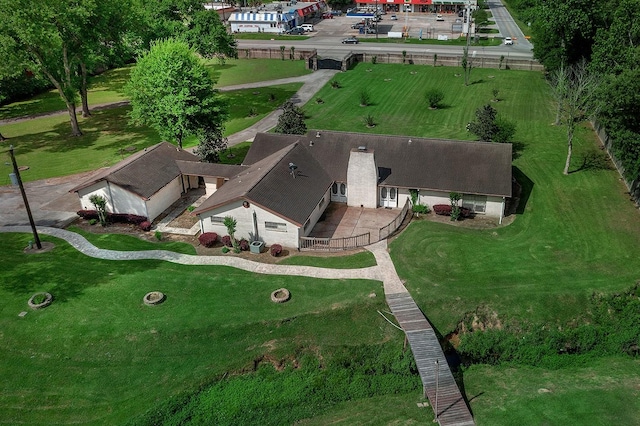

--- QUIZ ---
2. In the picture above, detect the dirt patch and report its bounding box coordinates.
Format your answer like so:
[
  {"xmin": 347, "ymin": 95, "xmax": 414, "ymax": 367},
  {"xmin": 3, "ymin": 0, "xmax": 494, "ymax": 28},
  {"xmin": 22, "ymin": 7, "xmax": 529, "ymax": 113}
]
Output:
[{"xmin": 446, "ymin": 305, "xmax": 504, "ymax": 349}]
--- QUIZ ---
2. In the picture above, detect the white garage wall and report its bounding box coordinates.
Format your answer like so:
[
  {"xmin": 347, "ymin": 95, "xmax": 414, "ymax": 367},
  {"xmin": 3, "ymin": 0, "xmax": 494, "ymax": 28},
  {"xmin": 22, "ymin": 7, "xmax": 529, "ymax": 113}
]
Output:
[{"xmin": 146, "ymin": 177, "xmax": 183, "ymax": 221}]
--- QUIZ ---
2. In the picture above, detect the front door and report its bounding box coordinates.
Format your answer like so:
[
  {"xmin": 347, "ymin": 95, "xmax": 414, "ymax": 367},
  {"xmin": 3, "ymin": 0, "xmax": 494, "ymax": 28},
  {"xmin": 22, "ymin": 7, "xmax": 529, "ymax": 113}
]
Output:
[
  {"xmin": 380, "ymin": 187, "xmax": 397, "ymax": 208},
  {"xmin": 331, "ymin": 182, "xmax": 347, "ymax": 203}
]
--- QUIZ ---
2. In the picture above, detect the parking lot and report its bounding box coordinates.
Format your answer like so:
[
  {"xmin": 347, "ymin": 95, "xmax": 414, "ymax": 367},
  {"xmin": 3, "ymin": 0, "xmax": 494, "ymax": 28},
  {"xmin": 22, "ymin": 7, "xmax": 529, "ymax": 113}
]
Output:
[{"xmin": 305, "ymin": 11, "xmax": 468, "ymax": 41}]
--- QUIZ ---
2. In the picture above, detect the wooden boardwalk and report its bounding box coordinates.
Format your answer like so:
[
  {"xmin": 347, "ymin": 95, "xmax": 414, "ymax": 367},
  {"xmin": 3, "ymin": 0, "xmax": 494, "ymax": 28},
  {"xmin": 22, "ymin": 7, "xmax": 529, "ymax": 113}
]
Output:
[{"xmin": 387, "ymin": 292, "xmax": 475, "ymax": 426}]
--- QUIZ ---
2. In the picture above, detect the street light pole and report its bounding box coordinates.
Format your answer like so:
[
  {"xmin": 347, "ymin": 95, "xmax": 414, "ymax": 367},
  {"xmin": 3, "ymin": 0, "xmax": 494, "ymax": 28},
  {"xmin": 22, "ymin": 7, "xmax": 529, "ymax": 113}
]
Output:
[{"xmin": 8, "ymin": 145, "xmax": 42, "ymax": 249}]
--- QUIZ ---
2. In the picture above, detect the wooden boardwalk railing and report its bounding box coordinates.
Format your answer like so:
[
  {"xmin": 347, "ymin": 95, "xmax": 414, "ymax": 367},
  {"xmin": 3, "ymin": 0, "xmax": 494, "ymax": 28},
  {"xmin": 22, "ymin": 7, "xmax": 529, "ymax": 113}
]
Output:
[
  {"xmin": 386, "ymin": 292, "xmax": 475, "ymax": 426},
  {"xmin": 299, "ymin": 232, "xmax": 370, "ymax": 251}
]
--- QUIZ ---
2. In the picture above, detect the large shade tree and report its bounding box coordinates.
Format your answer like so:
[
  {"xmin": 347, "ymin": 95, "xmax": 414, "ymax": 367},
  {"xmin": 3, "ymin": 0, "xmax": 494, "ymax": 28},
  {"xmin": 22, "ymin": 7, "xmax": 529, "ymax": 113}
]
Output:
[
  {"xmin": 135, "ymin": 0, "xmax": 237, "ymax": 60},
  {"xmin": 125, "ymin": 39, "xmax": 229, "ymax": 149},
  {"xmin": 0, "ymin": 0, "xmax": 93, "ymax": 136}
]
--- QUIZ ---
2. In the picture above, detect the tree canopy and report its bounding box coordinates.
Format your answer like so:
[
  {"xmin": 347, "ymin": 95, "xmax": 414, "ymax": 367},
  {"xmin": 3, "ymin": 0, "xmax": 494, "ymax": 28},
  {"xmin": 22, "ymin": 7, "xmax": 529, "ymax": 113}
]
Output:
[
  {"xmin": 125, "ymin": 39, "xmax": 229, "ymax": 149},
  {"xmin": 274, "ymin": 101, "xmax": 307, "ymax": 135}
]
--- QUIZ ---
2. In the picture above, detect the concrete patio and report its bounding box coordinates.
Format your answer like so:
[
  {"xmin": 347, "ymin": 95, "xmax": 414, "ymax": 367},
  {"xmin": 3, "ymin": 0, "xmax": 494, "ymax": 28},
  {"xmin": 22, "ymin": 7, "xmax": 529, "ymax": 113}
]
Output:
[{"xmin": 308, "ymin": 202, "xmax": 402, "ymax": 242}]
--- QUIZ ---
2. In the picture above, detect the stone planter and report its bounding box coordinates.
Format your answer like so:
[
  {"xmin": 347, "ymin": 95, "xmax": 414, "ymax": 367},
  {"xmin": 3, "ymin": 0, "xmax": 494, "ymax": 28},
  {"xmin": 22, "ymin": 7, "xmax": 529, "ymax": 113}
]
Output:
[
  {"xmin": 143, "ymin": 291, "xmax": 165, "ymax": 306},
  {"xmin": 270, "ymin": 288, "xmax": 291, "ymax": 303},
  {"xmin": 28, "ymin": 292, "xmax": 52, "ymax": 310}
]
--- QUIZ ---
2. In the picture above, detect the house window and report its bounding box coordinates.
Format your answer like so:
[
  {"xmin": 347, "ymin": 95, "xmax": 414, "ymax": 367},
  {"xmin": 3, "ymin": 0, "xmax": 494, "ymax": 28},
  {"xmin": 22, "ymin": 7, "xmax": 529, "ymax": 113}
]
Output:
[
  {"xmin": 210, "ymin": 216, "xmax": 225, "ymax": 225},
  {"xmin": 462, "ymin": 195, "xmax": 487, "ymax": 213},
  {"xmin": 265, "ymin": 221, "xmax": 288, "ymax": 232}
]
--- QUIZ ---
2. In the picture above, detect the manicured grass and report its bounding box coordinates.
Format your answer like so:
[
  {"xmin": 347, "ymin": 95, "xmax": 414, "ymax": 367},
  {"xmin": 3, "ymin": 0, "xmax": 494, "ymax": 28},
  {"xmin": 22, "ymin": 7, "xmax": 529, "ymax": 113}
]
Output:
[
  {"xmin": 0, "ymin": 83, "xmax": 299, "ymax": 184},
  {"xmin": 206, "ymin": 58, "xmax": 311, "ymax": 87},
  {"xmin": 279, "ymin": 250, "xmax": 377, "ymax": 269},
  {"xmin": 219, "ymin": 141, "xmax": 252, "ymax": 165},
  {"xmin": 67, "ymin": 226, "xmax": 197, "ymax": 254},
  {"xmin": 305, "ymin": 63, "xmax": 538, "ymax": 139},
  {"xmin": 359, "ymin": 37, "xmax": 500, "ymax": 46},
  {"xmin": 0, "ymin": 232, "xmax": 390, "ymax": 424},
  {"xmin": 297, "ymin": 393, "xmax": 433, "ymax": 424},
  {"xmin": 0, "ymin": 59, "xmax": 310, "ymax": 120},
  {"xmin": 223, "ymin": 82, "xmax": 302, "ymax": 136},
  {"xmin": 463, "ymin": 357, "xmax": 640, "ymax": 425}
]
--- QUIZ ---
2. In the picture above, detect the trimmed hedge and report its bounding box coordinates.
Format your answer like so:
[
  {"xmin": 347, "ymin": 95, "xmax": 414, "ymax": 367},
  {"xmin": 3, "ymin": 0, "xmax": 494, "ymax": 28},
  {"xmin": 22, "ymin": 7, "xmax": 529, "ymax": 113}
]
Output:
[
  {"xmin": 76, "ymin": 210, "xmax": 148, "ymax": 225},
  {"xmin": 239, "ymin": 239, "xmax": 249, "ymax": 251},
  {"xmin": 198, "ymin": 232, "xmax": 219, "ymax": 248},
  {"xmin": 432, "ymin": 204, "xmax": 472, "ymax": 218}
]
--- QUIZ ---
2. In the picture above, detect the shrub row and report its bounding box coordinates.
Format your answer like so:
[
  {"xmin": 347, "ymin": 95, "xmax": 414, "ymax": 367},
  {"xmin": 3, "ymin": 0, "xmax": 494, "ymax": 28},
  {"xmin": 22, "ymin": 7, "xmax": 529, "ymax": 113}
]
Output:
[
  {"xmin": 432, "ymin": 204, "xmax": 471, "ymax": 218},
  {"xmin": 129, "ymin": 344, "xmax": 420, "ymax": 426},
  {"xmin": 457, "ymin": 283, "xmax": 640, "ymax": 368},
  {"xmin": 76, "ymin": 210, "xmax": 148, "ymax": 225}
]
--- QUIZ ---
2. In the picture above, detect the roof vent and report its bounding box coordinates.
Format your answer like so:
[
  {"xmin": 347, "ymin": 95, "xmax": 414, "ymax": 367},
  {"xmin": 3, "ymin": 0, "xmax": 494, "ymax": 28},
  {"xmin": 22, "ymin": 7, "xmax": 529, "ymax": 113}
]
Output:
[
  {"xmin": 316, "ymin": 131, "xmax": 321, "ymax": 138},
  {"xmin": 309, "ymin": 140, "xmax": 314, "ymax": 147},
  {"xmin": 288, "ymin": 162, "xmax": 298, "ymax": 178},
  {"xmin": 408, "ymin": 139, "xmax": 412, "ymax": 144},
  {"xmin": 358, "ymin": 146, "xmax": 366, "ymax": 151}
]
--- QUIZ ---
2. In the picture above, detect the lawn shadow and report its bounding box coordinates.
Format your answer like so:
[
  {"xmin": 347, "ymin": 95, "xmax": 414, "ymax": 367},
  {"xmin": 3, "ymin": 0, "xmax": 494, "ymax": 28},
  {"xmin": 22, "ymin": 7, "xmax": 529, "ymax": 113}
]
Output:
[
  {"xmin": 512, "ymin": 166, "xmax": 533, "ymax": 216},
  {"xmin": 570, "ymin": 147, "xmax": 613, "ymax": 174},
  {"xmin": 87, "ymin": 66, "xmax": 133, "ymax": 96},
  {"xmin": 511, "ymin": 140, "xmax": 526, "ymax": 160}
]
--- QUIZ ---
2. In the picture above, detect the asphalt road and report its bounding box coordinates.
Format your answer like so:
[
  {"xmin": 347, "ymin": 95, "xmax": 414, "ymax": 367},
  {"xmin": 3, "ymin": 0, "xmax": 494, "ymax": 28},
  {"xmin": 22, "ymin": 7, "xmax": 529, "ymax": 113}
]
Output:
[{"xmin": 237, "ymin": 5, "xmax": 535, "ymax": 60}]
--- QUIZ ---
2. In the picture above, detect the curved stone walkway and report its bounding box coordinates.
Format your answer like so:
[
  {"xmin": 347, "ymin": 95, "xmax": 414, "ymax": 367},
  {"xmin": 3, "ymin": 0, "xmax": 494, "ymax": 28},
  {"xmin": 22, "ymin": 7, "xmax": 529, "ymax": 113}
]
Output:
[{"xmin": 0, "ymin": 226, "xmax": 379, "ymax": 280}]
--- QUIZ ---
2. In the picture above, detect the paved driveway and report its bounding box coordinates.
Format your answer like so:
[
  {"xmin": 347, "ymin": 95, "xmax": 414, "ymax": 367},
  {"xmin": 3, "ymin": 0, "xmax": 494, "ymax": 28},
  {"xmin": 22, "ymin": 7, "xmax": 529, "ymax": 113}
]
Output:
[{"xmin": 0, "ymin": 171, "xmax": 97, "ymax": 227}]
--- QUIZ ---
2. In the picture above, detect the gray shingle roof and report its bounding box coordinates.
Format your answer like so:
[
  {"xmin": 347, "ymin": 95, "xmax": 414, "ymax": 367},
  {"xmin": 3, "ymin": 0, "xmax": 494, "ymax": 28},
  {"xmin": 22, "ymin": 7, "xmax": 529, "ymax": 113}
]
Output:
[
  {"xmin": 194, "ymin": 142, "xmax": 333, "ymax": 225},
  {"xmin": 249, "ymin": 130, "xmax": 512, "ymax": 197},
  {"xmin": 70, "ymin": 142, "xmax": 199, "ymax": 199},
  {"xmin": 175, "ymin": 160, "xmax": 246, "ymax": 178}
]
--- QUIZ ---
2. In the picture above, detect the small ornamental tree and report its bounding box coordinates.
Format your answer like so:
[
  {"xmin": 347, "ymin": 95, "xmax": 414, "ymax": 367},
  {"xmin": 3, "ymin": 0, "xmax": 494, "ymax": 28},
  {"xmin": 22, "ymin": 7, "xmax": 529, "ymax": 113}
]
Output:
[
  {"xmin": 274, "ymin": 101, "xmax": 307, "ymax": 135},
  {"xmin": 89, "ymin": 194, "xmax": 108, "ymax": 227},
  {"xmin": 194, "ymin": 126, "xmax": 228, "ymax": 163},
  {"xmin": 449, "ymin": 192, "xmax": 462, "ymax": 221},
  {"xmin": 425, "ymin": 88, "xmax": 445, "ymax": 109},
  {"xmin": 223, "ymin": 216, "xmax": 238, "ymax": 249},
  {"xmin": 467, "ymin": 104, "xmax": 516, "ymax": 143}
]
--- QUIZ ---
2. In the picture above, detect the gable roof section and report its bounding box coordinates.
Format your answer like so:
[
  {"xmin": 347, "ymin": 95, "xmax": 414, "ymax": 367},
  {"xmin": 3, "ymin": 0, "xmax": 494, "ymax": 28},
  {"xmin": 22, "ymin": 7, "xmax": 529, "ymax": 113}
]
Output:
[
  {"xmin": 175, "ymin": 160, "xmax": 246, "ymax": 179},
  {"xmin": 242, "ymin": 133, "xmax": 305, "ymax": 165},
  {"xmin": 253, "ymin": 131, "xmax": 512, "ymax": 197},
  {"xmin": 194, "ymin": 142, "xmax": 333, "ymax": 226},
  {"xmin": 70, "ymin": 142, "xmax": 199, "ymax": 199}
]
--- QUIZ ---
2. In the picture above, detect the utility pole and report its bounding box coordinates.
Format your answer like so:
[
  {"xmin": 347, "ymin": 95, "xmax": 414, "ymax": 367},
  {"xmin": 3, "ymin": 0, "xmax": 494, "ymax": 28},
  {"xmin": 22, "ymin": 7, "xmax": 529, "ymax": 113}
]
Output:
[{"xmin": 8, "ymin": 145, "xmax": 42, "ymax": 249}]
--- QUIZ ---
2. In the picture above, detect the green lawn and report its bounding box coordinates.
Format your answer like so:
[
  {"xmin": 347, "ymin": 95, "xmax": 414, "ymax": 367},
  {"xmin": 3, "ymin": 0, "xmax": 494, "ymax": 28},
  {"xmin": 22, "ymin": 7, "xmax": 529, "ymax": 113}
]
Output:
[
  {"xmin": 0, "ymin": 82, "xmax": 300, "ymax": 184},
  {"xmin": 279, "ymin": 250, "xmax": 377, "ymax": 269},
  {"xmin": 0, "ymin": 232, "xmax": 390, "ymax": 424},
  {"xmin": 2, "ymin": 62, "xmax": 639, "ymax": 425},
  {"xmin": 0, "ymin": 59, "xmax": 310, "ymax": 120},
  {"xmin": 66, "ymin": 226, "xmax": 197, "ymax": 254}
]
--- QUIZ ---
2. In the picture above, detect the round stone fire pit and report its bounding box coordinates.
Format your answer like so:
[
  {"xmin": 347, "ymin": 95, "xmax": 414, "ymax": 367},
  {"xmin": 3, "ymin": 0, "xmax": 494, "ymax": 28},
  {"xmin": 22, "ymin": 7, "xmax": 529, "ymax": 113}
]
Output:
[
  {"xmin": 270, "ymin": 288, "xmax": 290, "ymax": 303},
  {"xmin": 143, "ymin": 291, "xmax": 165, "ymax": 306},
  {"xmin": 28, "ymin": 292, "xmax": 53, "ymax": 310}
]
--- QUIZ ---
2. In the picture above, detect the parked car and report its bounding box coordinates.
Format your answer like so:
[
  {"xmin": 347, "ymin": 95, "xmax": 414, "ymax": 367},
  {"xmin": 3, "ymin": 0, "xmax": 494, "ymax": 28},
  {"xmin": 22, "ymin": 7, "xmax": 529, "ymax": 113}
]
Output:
[
  {"xmin": 365, "ymin": 27, "xmax": 377, "ymax": 34},
  {"xmin": 436, "ymin": 14, "xmax": 444, "ymax": 21},
  {"xmin": 331, "ymin": 10, "xmax": 342, "ymax": 16},
  {"xmin": 351, "ymin": 22, "xmax": 366, "ymax": 29},
  {"xmin": 455, "ymin": 18, "xmax": 462, "ymax": 23},
  {"xmin": 322, "ymin": 12, "xmax": 333, "ymax": 19},
  {"xmin": 504, "ymin": 37, "xmax": 513, "ymax": 45},
  {"xmin": 301, "ymin": 24, "xmax": 314, "ymax": 32},
  {"xmin": 341, "ymin": 37, "xmax": 359, "ymax": 44},
  {"xmin": 390, "ymin": 14, "xmax": 397, "ymax": 20},
  {"xmin": 285, "ymin": 27, "xmax": 305, "ymax": 35},
  {"xmin": 458, "ymin": 10, "xmax": 464, "ymax": 17}
]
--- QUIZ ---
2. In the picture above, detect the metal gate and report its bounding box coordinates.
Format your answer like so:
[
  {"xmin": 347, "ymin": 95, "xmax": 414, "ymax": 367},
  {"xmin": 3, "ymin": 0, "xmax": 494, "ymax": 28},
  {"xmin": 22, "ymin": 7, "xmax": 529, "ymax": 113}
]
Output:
[{"xmin": 317, "ymin": 58, "xmax": 342, "ymax": 70}]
